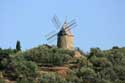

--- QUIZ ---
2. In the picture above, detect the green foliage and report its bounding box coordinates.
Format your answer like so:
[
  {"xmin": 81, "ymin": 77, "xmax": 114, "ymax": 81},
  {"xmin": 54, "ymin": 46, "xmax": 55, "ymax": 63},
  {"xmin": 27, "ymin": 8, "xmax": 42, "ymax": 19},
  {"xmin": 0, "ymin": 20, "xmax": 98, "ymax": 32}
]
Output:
[
  {"xmin": 0, "ymin": 53, "xmax": 10, "ymax": 70},
  {"xmin": 0, "ymin": 79, "xmax": 5, "ymax": 83},
  {"xmin": 0, "ymin": 48, "xmax": 16, "ymax": 55},
  {"xmin": 99, "ymin": 67, "xmax": 117, "ymax": 81},
  {"xmin": 77, "ymin": 67, "xmax": 97, "ymax": 83},
  {"xmin": 23, "ymin": 46, "xmax": 73, "ymax": 66},
  {"xmin": 90, "ymin": 57, "xmax": 112, "ymax": 71},
  {"xmin": 0, "ymin": 58, "xmax": 9, "ymax": 69},
  {"xmin": 113, "ymin": 65, "xmax": 125, "ymax": 80},
  {"xmin": 16, "ymin": 40, "xmax": 21, "ymax": 51},
  {"xmin": 16, "ymin": 78, "xmax": 33, "ymax": 83},
  {"xmin": 96, "ymin": 79, "xmax": 112, "ymax": 83},
  {"xmin": 77, "ymin": 67, "xmax": 96, "ymax": 78},
  {"xmin": 107, "ymin": 50, "xmax": 125, "ymax": 65},
  {"xmin": 39, "ymin": 73, "xmax": 66, "ymax": 83},
  {"xmin": 75, "ymin": 57, "xmax": 92, "ymax": 67},
  {"xmin": 0, "ymin": 45, "xmax": 125, "ymax": 83},
  {"xmin": 5, "ymin": 55, "xmax": 38, "ymax": 80}
]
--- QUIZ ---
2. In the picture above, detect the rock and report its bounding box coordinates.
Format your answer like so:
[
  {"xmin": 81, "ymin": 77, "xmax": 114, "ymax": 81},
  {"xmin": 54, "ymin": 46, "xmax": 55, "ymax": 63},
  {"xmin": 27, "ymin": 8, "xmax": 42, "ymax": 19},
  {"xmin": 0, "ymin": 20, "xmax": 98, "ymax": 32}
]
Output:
[{"xmin": 74, "ymin": 51, "xmax": 82, "ymax": 58}]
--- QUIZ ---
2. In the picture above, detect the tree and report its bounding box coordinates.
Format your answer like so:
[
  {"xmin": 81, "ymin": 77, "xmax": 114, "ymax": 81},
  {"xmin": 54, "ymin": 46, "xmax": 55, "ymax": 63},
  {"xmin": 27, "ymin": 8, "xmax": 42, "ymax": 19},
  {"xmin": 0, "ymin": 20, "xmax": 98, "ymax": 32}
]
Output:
[
  {"xmin": 39, "ymin": 73, "xmax": 66, "ymax": 83},
  {"xmin": 16, "ymin": 40, "xmax": 21, "ymax": 52},
  {"xmin": 5, "ymin": 56, "xmax": 38, "ymax": 80},
  {"xmin": 24, "ymin": 46, "xmax": 72, "ymax": 66},
  {"xmin": 77, "ymin": 67, "xmax": 97, "ymax": 83},
  {"xmin": 99, "ymin": 68, "xmax": 117, "ymax": 81}
]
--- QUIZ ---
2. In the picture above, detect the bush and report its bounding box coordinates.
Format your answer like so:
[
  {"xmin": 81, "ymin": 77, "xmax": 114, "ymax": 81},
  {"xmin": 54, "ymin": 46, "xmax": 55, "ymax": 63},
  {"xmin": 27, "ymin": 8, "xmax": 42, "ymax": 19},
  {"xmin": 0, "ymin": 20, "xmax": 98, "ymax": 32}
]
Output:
[
  {"xmin": 5, "ymin": 56, "xmax": 38, "ymax": 80},
  {"xmin": 99, "ymin": 68, "xmax": 117, "ymax": 81},
  {"xmin": 77, "ymin": 67, "xmax": 97, "ymax": 83},
  {"xmin": 0, "ymin": 48, "xmax": 16, "ymax": 55},
  {"xmin": 39, "ymin": 73, "xmax": 66, "ymax": 83},
  {"xmin": 0, "ymin": 54, "xmax": 10, "ymax": 70},
  {"xmin": 113, "ymin": 65, "xmax": 125, "ymax": 80},
  {"xmin": 23, "ymin": 46, "xmax": 72, "ymax": 66},
  {"xmin": 16, "ymin": 78, "xmax": 33, "ymax": 83}
]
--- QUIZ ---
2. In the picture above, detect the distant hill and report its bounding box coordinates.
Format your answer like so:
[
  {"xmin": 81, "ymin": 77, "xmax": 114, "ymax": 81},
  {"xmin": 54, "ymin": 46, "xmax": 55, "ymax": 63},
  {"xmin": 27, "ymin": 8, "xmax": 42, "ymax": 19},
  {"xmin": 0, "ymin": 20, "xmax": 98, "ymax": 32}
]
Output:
[{"xmin": 0, "ymin": 45, "xmax": 125, "ymax": 83}]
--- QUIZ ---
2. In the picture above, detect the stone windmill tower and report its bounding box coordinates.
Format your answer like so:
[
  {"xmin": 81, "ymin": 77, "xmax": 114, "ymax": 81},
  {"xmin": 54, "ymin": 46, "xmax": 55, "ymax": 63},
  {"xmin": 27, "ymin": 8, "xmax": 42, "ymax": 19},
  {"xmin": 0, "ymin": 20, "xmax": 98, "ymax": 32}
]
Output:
[
  {"xmin": 46, "ymin": 15, "xmax": 77, "ymax": 50},
  {"xmin": 57, "ymin": 21, "xmax": 74, "ymax": 50}
]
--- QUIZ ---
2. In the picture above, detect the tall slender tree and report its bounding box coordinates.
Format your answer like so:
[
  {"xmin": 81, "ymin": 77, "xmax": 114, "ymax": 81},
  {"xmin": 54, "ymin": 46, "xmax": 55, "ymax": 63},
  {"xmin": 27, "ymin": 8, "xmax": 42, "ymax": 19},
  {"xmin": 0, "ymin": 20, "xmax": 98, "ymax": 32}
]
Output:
[{"xmin": 16, "ymin": 40, "xmax": 21, "ymax": 51}]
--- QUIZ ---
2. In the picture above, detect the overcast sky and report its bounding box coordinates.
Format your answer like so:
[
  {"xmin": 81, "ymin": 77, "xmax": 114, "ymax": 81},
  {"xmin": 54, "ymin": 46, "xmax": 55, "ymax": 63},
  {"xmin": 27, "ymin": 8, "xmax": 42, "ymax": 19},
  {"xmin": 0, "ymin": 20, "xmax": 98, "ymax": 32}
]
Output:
[{"xmin": 0, "ymin": 0, "xmax": 125, "ymax": 52}]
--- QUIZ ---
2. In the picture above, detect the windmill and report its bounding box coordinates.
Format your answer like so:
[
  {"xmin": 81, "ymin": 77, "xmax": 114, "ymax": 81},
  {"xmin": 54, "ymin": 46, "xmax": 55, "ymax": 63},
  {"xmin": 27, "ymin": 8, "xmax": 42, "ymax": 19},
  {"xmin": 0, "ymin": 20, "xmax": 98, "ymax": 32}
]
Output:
[{"xmin": 45, "ymin": 15, "xmax": 77, "ymax": 50}]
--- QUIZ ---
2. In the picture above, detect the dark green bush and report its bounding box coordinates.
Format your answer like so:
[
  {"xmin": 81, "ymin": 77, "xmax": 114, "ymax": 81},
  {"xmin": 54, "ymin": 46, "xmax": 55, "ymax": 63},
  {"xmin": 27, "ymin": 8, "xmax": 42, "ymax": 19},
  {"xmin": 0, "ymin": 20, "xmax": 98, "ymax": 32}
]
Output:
[
  {"xmin": 5, "ymin": 56, "xmax": 38, "ymax": 80},
  {"xmin": 0, "ymin": 46, "xmax": 125, "ymax": 83},
  {"xmin": 39, "ymin": 73, "xmax": 66, "ymax": 83},
  {"xmin": 23, "ymin": 46, "xmax": 73, "ymax": 66}
]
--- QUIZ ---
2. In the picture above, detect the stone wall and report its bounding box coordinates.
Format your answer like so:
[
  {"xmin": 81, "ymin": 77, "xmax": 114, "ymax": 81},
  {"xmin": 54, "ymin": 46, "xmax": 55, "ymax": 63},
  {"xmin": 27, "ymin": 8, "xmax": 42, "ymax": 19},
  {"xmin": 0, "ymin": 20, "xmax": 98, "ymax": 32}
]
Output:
[{"xmin": 57, "ymin": 35, "xmax": 74, "ymax": 50}]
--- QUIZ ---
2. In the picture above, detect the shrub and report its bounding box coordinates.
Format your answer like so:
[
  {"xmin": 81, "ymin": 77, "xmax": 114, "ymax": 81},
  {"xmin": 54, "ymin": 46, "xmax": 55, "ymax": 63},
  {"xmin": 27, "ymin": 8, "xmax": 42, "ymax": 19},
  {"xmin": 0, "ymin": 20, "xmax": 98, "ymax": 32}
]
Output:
[
  {"xmin": 23, "ymin": 46, "xmax": 72, "ymax": 66},
  {"xmin": 5, "ymin": 57, "xmax": 38, "ymax": 80},
  {"xmin": 77, "ymin": 67, "xmax": 97, "ymax": 83},
  {"xmin": 39, "ymin": 73, "xmax": 66, "ymax": 83}
]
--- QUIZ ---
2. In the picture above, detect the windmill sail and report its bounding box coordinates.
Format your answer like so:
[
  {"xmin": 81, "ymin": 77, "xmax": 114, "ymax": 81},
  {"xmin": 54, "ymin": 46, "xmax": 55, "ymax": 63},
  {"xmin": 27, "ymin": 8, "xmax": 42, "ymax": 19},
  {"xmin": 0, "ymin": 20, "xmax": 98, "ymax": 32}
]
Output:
[
  {"xmin": 45, "ymin": 15, "xmax": 77, "ymax": 49},
  {"xmin": 47, "ymin": 32, "xmax": 58, "ymax": 40},
  {"xmin": 52, "ymin": 15, "xmax": 61, "ymax": 29}
]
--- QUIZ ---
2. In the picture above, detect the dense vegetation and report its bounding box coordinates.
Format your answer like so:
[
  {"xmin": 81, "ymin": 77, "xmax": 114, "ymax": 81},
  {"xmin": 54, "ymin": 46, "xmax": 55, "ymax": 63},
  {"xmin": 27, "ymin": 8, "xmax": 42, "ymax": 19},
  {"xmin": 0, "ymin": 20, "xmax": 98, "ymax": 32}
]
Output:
[{"xmin": 0, "ymin": 45, "xmax": 125, "ymax": 83}]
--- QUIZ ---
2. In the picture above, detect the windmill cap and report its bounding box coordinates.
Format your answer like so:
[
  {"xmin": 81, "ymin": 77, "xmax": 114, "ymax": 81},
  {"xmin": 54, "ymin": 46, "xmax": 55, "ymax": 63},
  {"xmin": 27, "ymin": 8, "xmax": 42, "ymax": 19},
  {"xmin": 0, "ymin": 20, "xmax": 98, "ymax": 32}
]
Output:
[{"xmin": 58, "ymin": 22, "xmax": 73, "ymax": 36}]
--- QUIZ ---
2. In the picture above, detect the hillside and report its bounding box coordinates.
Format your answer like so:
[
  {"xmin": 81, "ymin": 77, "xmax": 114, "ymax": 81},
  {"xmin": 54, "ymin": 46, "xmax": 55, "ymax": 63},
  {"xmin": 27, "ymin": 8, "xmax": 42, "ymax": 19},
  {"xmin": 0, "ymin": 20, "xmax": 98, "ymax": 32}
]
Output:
[{"xmin": 0, "ymin": 45, "xmax": 125, "ymax": 83}]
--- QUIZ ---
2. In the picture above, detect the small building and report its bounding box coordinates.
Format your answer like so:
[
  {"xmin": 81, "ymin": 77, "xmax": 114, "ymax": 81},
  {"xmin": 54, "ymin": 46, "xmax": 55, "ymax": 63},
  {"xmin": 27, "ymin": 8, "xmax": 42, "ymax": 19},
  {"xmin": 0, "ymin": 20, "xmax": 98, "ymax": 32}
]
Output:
[{"xmin": 57, "ymin": 21, "xmax": 74, "ymax": 50}]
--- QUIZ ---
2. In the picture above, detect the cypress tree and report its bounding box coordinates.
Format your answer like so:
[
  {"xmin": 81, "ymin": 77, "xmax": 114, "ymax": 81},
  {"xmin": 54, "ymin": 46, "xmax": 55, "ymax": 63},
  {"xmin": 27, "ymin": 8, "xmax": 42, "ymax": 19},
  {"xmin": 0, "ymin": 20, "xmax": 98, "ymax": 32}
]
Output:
[{"xmin": 16, "ymin": 40, "xmax": 21, "ymax": 51}]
